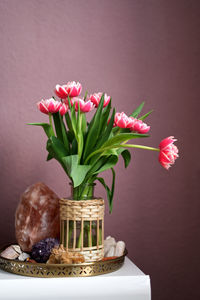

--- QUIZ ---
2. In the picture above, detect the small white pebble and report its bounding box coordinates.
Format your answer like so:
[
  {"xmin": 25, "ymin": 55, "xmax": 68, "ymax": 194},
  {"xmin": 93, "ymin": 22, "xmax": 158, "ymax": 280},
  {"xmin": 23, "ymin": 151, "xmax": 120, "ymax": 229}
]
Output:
[
  {"xmin": 115, "ymin": 241, "xmax": 125, "ymax": 257},
  {"xmin": 106, "ymin": 246, "xmax": 115, "ymax": 257},
  {"xmin": 104, "ymin": 236, "xmax": 116, "ymax": 256}
]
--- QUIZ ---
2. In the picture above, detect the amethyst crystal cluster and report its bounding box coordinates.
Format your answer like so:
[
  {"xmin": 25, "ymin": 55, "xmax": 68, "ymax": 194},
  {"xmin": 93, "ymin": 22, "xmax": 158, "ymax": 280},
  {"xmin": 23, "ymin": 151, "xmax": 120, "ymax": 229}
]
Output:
[{"xmin": 31, "ymin": 238, "xmax": 59, "ymax": 263}]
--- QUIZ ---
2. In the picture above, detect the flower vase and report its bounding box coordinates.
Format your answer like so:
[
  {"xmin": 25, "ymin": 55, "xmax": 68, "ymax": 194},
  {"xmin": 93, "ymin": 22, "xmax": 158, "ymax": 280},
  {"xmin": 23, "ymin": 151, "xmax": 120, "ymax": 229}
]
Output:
[{"xmin": 59, "ymin": 183, "xmax": 104, "ymax": 262}]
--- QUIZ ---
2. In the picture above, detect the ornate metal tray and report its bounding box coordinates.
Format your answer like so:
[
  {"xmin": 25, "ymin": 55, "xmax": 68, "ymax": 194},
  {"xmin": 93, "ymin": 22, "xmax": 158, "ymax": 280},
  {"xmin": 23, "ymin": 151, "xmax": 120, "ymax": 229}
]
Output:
[{"xmin": 0, "ymin": 245, "xmax": 127, "ymax": 278}]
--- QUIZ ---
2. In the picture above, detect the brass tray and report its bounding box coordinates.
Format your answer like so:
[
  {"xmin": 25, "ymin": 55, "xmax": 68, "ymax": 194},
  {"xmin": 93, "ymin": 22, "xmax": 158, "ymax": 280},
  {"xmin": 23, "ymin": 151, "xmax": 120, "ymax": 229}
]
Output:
[{"xmin": 0, "ymin": 245, "xmax": 127, "ymax": 278}]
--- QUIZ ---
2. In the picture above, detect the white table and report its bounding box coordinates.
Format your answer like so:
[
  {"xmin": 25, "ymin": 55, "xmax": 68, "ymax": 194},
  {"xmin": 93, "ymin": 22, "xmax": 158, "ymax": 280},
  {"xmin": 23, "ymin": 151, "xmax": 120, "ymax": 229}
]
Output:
[{"xmin": 0, "ymin": 257, "xmax": 151, "ymax": 300}]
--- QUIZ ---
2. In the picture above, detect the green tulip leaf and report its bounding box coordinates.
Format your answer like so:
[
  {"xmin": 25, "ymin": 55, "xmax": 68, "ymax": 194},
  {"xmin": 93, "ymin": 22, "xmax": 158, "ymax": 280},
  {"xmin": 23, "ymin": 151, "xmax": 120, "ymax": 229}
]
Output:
[
  {"xmin": 76, "ymin": 103, "xmax": 84, "ymax": 160},
  {"xmin": 96, "ymin": 168, "xmax": 115, "ymax": 213},
  {"xmin": 27, "ymin": 123, "xmax": 54, "ymax": 138},
  {"xmin": 46, "ymin": 153, "xmax": 53, "ymax": 161},
  {"xmin": 83, "ymin": 94, "xmax": 104, "ymax": 161},
  {"xmin": 130, "ymin": 101, "xmax": 145, "ymax": 118},
  {"xmin": 59, "ymin": 114, "xmax": 70, "ymax": 154},
  {"xmin": 65, "ymin": 112, "xmax": 73, "ymax": 132},
  {"xmin": 93, "ymin": 155, "xmax": 118, "ymax": 174},
  {"xmin": 98, "ymin": 99, "xmax": 112, "ymax": 135},
  {"xmin": 139, "ymin": 110, "xmax": 153, "ymax": 121},
  {"xmin": 120, "ymin": 149, "xmax": 131, "ymax": 168},
  {"xmin": 53, "ymin": 113, "xmax": 63, "ymax": 142},
  {"xmin": 95, "ymin": 107, "xmax": 115, "ymax": 150},
  {"xmin": 62, "ymin": 155, "xmax": 91, "ymax": 187},
  {"xmin": 46, "ymin": 136, "xmax": 68, "ymax": 161},
  {"xmin": 71, "ymin": 138, "xmax": 78, "ymax": 154}
]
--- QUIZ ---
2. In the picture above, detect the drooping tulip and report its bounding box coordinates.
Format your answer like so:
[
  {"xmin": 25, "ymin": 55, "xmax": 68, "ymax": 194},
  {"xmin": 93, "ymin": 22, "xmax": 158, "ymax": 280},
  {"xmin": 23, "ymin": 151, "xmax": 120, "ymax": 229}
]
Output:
[
  {"xmin": 89, "ymin": 92, "xmax": 111, "ymax": 108},
  {"xmin": 159, "ymin": 136, "xmax": 179, "ymax": 170},
  {"xmin": 37, "ymin": 98, "xmax": 61, "ymax": 114},
  {"xmin": 71, "ymin": 98, "xmax": 95, "ymax": 113}
]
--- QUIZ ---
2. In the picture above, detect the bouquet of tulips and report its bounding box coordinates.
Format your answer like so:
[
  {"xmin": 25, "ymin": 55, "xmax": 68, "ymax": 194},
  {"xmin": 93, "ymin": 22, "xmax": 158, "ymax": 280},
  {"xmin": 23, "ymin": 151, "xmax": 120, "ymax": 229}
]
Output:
[{"xmin": 29, "ymin": 81, "xmax": 179, "ymax": 212}]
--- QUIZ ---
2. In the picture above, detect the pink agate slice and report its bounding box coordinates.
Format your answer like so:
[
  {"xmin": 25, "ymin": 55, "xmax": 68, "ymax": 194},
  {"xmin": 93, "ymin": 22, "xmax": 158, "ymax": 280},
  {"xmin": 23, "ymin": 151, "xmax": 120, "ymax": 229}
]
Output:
[{"xmin": 15, "ymin": 182, "xmax": 60, "ymax": 252}]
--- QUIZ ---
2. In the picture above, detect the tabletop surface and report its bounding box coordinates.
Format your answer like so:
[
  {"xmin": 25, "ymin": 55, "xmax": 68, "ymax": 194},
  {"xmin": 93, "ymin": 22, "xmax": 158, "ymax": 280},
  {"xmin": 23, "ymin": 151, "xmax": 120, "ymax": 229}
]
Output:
[{"xmin": 0, "ymin": 257, "xmax": 151, "ymax": 300}]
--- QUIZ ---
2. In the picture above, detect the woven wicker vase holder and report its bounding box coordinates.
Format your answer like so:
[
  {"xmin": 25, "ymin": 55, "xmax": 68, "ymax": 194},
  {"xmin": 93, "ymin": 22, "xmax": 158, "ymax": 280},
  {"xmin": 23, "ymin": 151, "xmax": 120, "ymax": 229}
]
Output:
[{"xmin": 60, "ymin": 198, "xmax": 104, "ymax": 262}]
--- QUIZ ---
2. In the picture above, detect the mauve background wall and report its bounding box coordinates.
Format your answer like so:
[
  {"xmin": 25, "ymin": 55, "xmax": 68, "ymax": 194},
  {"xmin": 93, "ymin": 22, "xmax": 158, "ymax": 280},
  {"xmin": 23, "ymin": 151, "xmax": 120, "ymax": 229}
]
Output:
[{"xmin": 0, "ymin": 0, "xmax": 199, "ymax": 299}]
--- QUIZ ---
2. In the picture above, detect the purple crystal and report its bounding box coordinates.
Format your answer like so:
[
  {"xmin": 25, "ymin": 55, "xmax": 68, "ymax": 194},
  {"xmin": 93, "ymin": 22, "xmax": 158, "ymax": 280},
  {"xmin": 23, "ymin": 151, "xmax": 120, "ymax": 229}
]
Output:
[{"xmin": 31, "ymin": 238, "xmax": 59, "ymax": 263}]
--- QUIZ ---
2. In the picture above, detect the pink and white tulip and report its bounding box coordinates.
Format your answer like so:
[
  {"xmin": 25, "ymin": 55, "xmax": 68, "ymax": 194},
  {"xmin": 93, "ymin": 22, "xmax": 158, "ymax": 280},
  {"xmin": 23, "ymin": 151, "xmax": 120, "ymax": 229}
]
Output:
[
  {"xmin": 89, "ymin": 92, "xmax": 111, "ymax": 108},
  {"xmin": 37, "ymin": 98, "xmax": 61, "ymax": 114},
  {"xmin": 66, "ymin": 81, "xmax": 82, "ymax": 97},
  {"xmin": 131, "ymin": 118, "xmax": 150, "ymax": 134},
  {"xmin": 54, "ymin": 81, "xmax": 82, "ymax": 99},
  {"xmin": 54, "ymin": 84, "xmax": 68, "ymax": 99},
  {"xmin": 59, "ymin": 103, "xmax": 68, "ymax": 116},
  {"xmin": 114, "ymin": 112, "xmax": 135, "ymax": 129},
  {"xmin": 159, "ymin": 136, "xmax": 179, "ymax": 170},
  {"xmin": 71, "ymin": 98, "xmax": 95, "ymax": 113}
]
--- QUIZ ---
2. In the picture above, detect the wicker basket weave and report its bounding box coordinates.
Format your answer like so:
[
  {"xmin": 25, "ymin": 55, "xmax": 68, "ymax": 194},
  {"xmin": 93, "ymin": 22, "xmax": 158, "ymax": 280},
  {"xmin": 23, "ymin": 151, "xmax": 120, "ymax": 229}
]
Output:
[{"xmin": 60, "ymin": 198, "xmax": 104, "ymax": 262}]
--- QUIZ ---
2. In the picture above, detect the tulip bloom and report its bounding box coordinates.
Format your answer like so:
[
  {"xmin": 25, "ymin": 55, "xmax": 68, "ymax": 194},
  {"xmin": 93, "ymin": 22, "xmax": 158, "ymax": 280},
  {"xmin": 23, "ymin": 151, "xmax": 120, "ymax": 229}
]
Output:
[
  {"xmin": 71, "ymin": 98, "xmax": 95, "ymax": 113},
  {"xmin": 131, "ymin": 118, "xmax": 150, "ymax": 134},
  {"xmin": 159, "ymin": 136, "xmax": 179, "ymax": 170},
  {"xmin": 59, "ymin": 103, "xmax": 68, "ymax": 116},
  {"xmin": 54, "ymin": 84, "xmax": 68, "ymax": 99},
  {"xmin": 37, "ymin": 98, "xmax": 61, "ymax": 114},
  {"xmin": 114, "ymin": 112, "xmax": 135, "ymax": 129},
  {"xmin": 89, "ymin": 92, "xmax": 111, "ymax": 108},
  {"xmin": 54, "ymin": 81, "xmax": 82, "ymax": 99},
  {"xmin": 65, "ymin": 81, "xmax": 82, "ymax": 97}
]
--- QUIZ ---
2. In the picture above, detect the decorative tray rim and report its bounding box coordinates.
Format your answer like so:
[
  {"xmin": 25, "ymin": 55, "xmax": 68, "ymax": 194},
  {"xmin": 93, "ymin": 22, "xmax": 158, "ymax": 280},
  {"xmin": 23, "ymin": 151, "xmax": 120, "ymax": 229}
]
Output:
[{"xmin": 0, "ymin": 244, "xmax": 128, "ymax": 277}]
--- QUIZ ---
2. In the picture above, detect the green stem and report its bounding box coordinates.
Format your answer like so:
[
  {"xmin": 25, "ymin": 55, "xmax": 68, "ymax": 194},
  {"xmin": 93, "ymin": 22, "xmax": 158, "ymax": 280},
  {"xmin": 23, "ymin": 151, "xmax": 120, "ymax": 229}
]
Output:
[
  {"xmin": 77, "ymin": 113, "xmax": 83, "ymax": 163},
  {"xmin": 84, "ymin": 91, "xmax": 88, "ymax": 100},
  {"xmin": 115, "ymin": 128, "xmax": 121, "ymax": 135},
  {"xmin": 86, "ymin": 222, "xmax": 90, "ymax": 247},
  {"xmin": 123, "ymin": 144, "xmax": 159, "ymax": 151},
  {"xmin": 85, "ymin": 143, "xmax": 159, "ymax": 164},
  {"xmin": 68, "ymin": 221, "xmax": 73, "ymax": 246},
  {"xmin": 91, "ymin": 227, "xmax": 93, "ymax": 247},
  {"xmin": 99, "ymin": 228, "xmax": 102, "ymax": 245},
  {"xmin": 48, "ymin": 113, "xmax": 55, "ymax": 135},
  {"xmin": 77, "ymin": 231, "xmax": 82, "ymax": 248},
  {"xmin": 72, "ymin": 183, "xmax": 94, "ymax": 200},
  {"xmin": 64, "ymin": 222, "xmax": 67, "ymax": 247}
]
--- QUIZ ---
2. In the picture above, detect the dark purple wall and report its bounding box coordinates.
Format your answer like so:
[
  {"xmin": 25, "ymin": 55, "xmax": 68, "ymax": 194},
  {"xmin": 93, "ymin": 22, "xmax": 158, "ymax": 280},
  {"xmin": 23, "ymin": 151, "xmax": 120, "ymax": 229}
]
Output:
[{"xmin": 0, "ymin": 0, "xmax": 199, "ymax": 299}]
